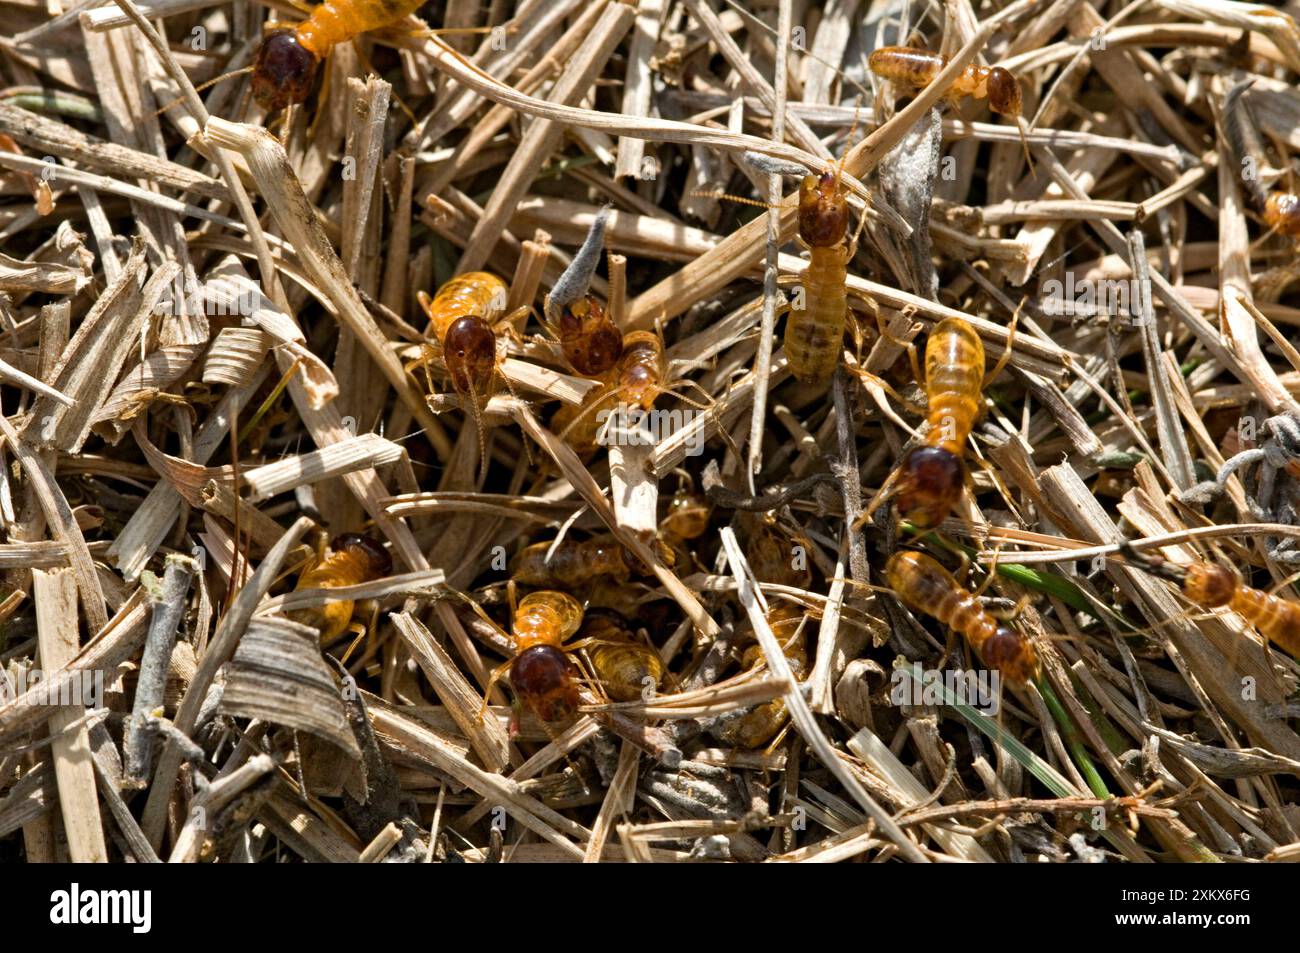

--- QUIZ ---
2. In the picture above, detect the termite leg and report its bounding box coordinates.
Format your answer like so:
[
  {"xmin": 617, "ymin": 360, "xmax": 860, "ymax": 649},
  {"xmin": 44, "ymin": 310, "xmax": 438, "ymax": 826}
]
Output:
[
  {"xmin": 855, "ymin": 465, "xmax": 903, "ymax": 532},
  {"xmin": 872, "ymin": 306, "xmax": 923, "ymax": 388},
  {"xmin": 982, "ymin": 301, "xmax": 1022, "ymax": 388},
  {"xmin": 338, "ymin": 620, "xmax": 370, "ymax": 666},
  {"xmin": 479, "ymin": 658, "xmax": 515, "ymax": 722}
]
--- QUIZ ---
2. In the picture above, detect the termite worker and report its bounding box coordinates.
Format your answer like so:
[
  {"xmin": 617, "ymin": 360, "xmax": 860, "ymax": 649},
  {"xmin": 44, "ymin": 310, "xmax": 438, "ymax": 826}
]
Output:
[
  {"xmin": 1122, "ymin": 545, "xmax": 1300, "ymax": 658},
  {"xmin": 886, "ymin": 550, "xmax": 1039, "ymax": 684},
  {"xmin": 251, "ymin": 0, "xmax": 429, "ymax": 111},
  {"xmin": 868, "ymin": 46, "xmax": 1023, "ymax": 117},
  {"xmin": 289, "ymin": 533, "xmax": 392, "ymax": 643},
  {"xmin": 787, "ymin": 170, "xmax": 852, "ymax": 384}
]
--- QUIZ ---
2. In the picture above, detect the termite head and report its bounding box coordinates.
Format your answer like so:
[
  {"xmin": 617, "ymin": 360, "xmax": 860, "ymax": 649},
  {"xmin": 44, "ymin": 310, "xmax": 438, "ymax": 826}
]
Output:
[
  {"xmin": 509, "ymin": 645, "xmax": 581, "ymax": 722},
  {"xmin": 798, "ymin": 172, "xmax": 849, "ymax": 247},
  {"xmin": 1265, "ymin": 192, "xmax": 1300, "ymax": 237},
  {"xmin": 894, "ymin": 445, "xmax": 965, "ymax": 529},
  {"xmin": 1184, "ymin": 562, "xmax": 1236, "ymax": 607},
  {"xmin": 251, "ymin": 30, "xmax": 319, "ymax": 112},
  {"xmin": 331, "ymin": 533, "xmax": 393, "ymax": 578},
  {"xmin": 559, "ymin": 296, "xmax": 623, "ymax": 376},
  {"xmin": 982, "ymin": 626, "xmax": 1038, "ymax": 684},
  {"xmin": 442, "ymin": 316, "xmax": 497, "ymax": 398},
  {"xmin": 986, "ymin": 67, "xmax": 1022, "ymax": 117}
]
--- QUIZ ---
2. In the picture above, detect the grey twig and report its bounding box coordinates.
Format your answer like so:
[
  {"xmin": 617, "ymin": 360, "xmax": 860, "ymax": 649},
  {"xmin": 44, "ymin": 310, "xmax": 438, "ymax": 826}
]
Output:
[
  {"xmin": 545, "ymin": 204, "xmax": 611, "ymax": 324},
  {"xmin": 123, "ymin": 553, "xmax": 196, "ymax": 788},
  {"xmin": 832, "ymin": 364, "xmax": 869, "ymax": 584}
]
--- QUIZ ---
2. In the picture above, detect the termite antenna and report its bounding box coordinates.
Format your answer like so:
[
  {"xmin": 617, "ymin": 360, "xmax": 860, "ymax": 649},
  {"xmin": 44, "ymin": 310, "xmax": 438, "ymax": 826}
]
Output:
[
  {"xmin": 1016, "ymin": 115, "xmax": 1036, "ymax": 177},
  {"xmin": 688, "ymin": 190, "xmax": 774, "ymax": 209},
  {"xmin": 1118, "ymin": 541, "xmax": 1187, "ymax": 584},
  {"xmin": 153, "ymin": 66, "xmax": 254, "ymax": 117}
]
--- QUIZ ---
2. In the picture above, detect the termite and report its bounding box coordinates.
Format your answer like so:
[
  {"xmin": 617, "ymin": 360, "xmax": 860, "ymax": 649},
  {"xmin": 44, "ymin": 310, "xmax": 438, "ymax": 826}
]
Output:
[
  {"xmin": 696, "ymin": 152, "xmax": 859, "ymax": 385},
  {"xmin": 658, "ymin": 488, "xmax": 711, "ymax": 572},
  {"xmin": 414, "ymin": 271, "xmax": 509, "ymax": 475},
  {"xmin": 864, "ymin": 316, "xmax": 1008, "ymax": 531},
  {"xmin": 483, "ymin": 590, "xmax": 586, "ymax": 723},
  {"xmin": 710, "ymin": 517, "xmax": 812, "ymax": 749},
  {"xmin": 885, "ymin": 550, "xmax": 1039, "ymax": 684},
  {"xmin": 712, "ymin": 604, "xmax": 808, "ymax": 749},
  {"xmin": 552, "ymin": 329, "xmax": 732, "ymax": 458},
  {"xmin": 1122, "ymin": 545, "xmax": 1300, "ymax": 657},
  {"xmin": 787, "ymin": 169, "xmax": 852, "ymax": 385},
  {"xmin": 554, "ymin": 294, "xmax": 624, "ymax": 378},
  {"xmin": 288, "ymin": 533, "xmax": 392, "ymax": 644},
  {"xmin": 869, "ymin": 47, "xmax": 1022, "ymax": 116},
  {"xmin": 581, "ymin": 609, "xmax": 665, "ymax": 703},
  {"xmin": 512, "ymin": 534, "xmax": 673, "ymax": 587},
  {"xmin": 250, "ymin": 0, "xmax": 428, "ymax": 111},
  {"xmin": 661, "ymin": 489, "xmax": 711, "ymax": 543},
  {"xmin": 869, "ymin": 46, "xmax": 1031, "ymax": 166},
  {"xmin": 1264, "ymin": 192, "xmax": 1300, "ymax": 237}
]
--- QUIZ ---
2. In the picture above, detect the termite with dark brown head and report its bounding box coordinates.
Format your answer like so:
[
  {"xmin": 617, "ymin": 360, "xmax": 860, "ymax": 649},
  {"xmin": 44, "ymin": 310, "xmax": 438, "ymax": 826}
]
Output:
[
  {"xmin": 885, "ymin": 549, "xmax": 1039, "ymax": 685},
  {"xmin": 785, "ymin": 169, "xmax": 853, "ymax": 385},
  {"xmin": 480, "ymin": 590, "xmax": 586, "ymax": 724},
  {"xmin": 554, "ymin": 294, "xmax": 624, "ymax": 378},
  {"xmin": 249, "ymin": 0, "xmax": 434, "ymax": 111},
  {"xmin": 1121, "ymin": 544, "xmax": 1300, "ymax": 658},
  {"xmin": 551, "ymin": 326, "xmax": 733, "ymax": 460},
  {"xmin": 413, "ymin": 271, "xmax": 510, "ymax": 478},
  {"xmin": 857, "ymin": 316, "xmax": 994, "ymax": 532},
  {"xmin": 868, "ymin": 46, "xmax": 1032, "ymax": 168}
]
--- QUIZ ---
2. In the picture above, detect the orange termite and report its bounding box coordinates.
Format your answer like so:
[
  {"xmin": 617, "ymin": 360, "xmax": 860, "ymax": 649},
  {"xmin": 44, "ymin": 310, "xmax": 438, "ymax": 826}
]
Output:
[
  {"xmin": 1264, "ymin": 192, "xmax": 1300, "ymax": 237},
  {"xmin": 863, "ymin": 317, "xmax": 986, "ymax": 531},
  {"xmin": 869, "ymin": 46, "xmax": 1030, "ymax": 166},
  {"xmin": 552, "ymin": 329, "xmax": 727, "ymax": 458},
  {"xmin": 415, "ymin": 271, "xmax": 508, "ymax": 473},
  {"xmin": 250, "ymin": 0, "xmax": 427, "ymax": 111},
  {"xmin": 482, "ymin": 590, "xmax": 586, "ymax": 723},
  {"xmin": 417, "ymin": 271, "xmax": 508, "ymax": 396},
  {"xmin": 711, "ymin": 517, "xmax": 812, "ymax": 749},
  {"xmin": 885, "ymin": 550, "xmax": 1039, "ymax": 684},
  {"xmin": 554, "ymin": 294, "xmax": 624, "ymax": 377},
  {"xmin": 551, "ymin": 329, "xmax": 668, "ymax": 455},
  {"xmin": 787, "ymin": 170, "xmax": 852, "ymax": 384},
  {"xmin": 713, "ymin": 606, "xmax": 808, "ymax": 749},
  {"xmin": 1122, "ymin": 546, "xmax": 1300, "ymax": 657},
  {"xmin": 869, "ymin": 47, "xmax": 1023, "ymax": 116},
  {"xmin": 288, "ymin": 533, "xmax": 392, "ymax": 643}
]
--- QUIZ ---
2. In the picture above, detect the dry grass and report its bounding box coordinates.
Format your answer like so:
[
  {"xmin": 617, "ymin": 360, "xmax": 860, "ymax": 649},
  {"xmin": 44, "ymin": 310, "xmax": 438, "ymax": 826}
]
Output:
[{"xmin": 2, "ymin": 0, "xmax": 1300, "ymax": 864}]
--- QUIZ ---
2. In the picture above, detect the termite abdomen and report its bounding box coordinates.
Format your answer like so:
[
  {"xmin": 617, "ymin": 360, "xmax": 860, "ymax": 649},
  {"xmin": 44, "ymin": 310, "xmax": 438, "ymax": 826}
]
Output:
[{"xmin": 1265, "ymin": 192, "xmax": 1300, "ymax": 237}]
